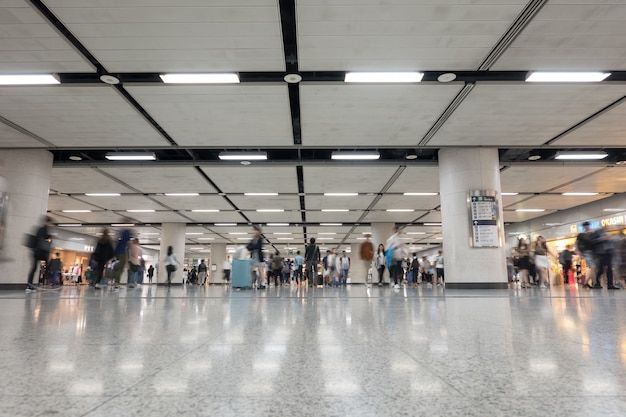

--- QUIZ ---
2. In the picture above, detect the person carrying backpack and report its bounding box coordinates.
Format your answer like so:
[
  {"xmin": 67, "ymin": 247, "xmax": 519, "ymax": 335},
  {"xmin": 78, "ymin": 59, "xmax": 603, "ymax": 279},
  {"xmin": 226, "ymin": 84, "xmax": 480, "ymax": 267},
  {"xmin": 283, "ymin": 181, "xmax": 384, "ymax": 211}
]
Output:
[{"xmin": 576, "ymin": 222, "xmax": 596, "ymax": 288}]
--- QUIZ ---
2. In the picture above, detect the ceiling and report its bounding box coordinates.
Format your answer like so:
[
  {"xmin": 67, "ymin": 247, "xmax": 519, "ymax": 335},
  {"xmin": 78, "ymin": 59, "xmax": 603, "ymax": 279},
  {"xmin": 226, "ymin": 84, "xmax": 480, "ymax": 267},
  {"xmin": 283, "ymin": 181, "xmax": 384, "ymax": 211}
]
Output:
[{"xmin": 2, "ymin": 0, "xmax": 626, "ymax": 255}]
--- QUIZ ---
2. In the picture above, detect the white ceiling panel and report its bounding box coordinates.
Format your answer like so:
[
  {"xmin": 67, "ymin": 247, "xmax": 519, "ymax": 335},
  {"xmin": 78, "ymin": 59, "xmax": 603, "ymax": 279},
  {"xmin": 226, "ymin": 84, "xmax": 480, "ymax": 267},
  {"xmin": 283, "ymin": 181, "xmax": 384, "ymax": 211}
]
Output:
[
  {"xmin": 152, "ymin": 195, "xmax": 232, "ymax": 211},
  {"xmin": 51, "ymin": 210, "xmax": 129, "ymax": 224},
  {"xmin": 552, "ymin": 100, "xmax": 626, "ymax": 147},
  {"xmin": 297, "ymin": 0, "xmax": 528, "ymax": 70},
  {"xmin": 362, "ymin": 209, "xmax": 429, "ymax": 223},
  {"xmin": 494, "ymin": 1, "xmax": 626, "ymax": 70},
  {"xmin": 229, "ymin": 195, "xmax": 301, "ymax": 210},
  {"xmin": 124, "ymin": 211, "xmax": 188, "ymax": 223},
  {"xmin": 50, "ymin": 167, "xmax": 134, "ymax": 194},
  {"xmin": 200, "ymin": 166, "xmax": 298, "ymax": 193},
  {"xmin": 46, "ymin": 0, "xmax": 285, "ymax": 72},
  {"xmin": 303, "ymin": 166, "xmax": 399, "ymax": 193},
  {"xmin": 551, "ymin": 167, "xmax": 626, "ymax": 194},
  {"xmin": 300, "ymin": 84, "xmax": 462, "ymax": 146},
  {"xmin": 386, "ymin": 166, "xmax": 440, "ymax": 193},
  {"xmin": 500, "ymin": 166, "xmax": 604, "ymax": 193},
  {"xmin": 98, "ymin": 166, "xmax": 216, "ymax": 194},
  {"xmin": 503, "ymin": 209, "xmax": 557, "ymax": 223},
  {"xmin": 83, "ymin": 195, "xmax": 163, "ymax": 211},
  {"xmin": 126, "ymin": 85, "xmax": 293, "ymax": 147},
  {"xmin": 507, "ymin": 194, "xmax": 609, "ymax": 211},
  {"xmin": 0, "ymin": 2, "xmax": 93, "ymax": 72},
  {"xmin": 185, "ymin": 212, "xmax": 246, "ymax": 224},
  {"xmin": 429, "ymin": 84, "xmax": 626, "ymax": 146},
  {"xmin": 241, "ymin": 210, "xmax": 303, "ymax": 223},
  {"xmin": 47, "ymin": 195, "xmax": 99, "ymax": 211},
  {"xmin": 0, "ymin": 122, "xmax": 44, "ymax": 148},
  {"xmin": 305, "ymin": 195, "xmax": 376, "ymax": 211},
  {"xmin": 0, "ymin": 86, "xmax": 167, "ymax": 147},
  {"xmin": 304, "ymin": 211, "xmax": 362, "ymax": 223}
]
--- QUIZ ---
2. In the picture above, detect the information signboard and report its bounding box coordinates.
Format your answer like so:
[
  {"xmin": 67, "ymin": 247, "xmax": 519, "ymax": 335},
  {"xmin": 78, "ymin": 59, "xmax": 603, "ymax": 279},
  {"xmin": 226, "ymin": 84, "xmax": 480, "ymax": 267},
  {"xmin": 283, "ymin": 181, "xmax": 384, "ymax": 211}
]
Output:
[{"xmin": 469, "ymin": 191, "xmax": 501, "ymax": 248}]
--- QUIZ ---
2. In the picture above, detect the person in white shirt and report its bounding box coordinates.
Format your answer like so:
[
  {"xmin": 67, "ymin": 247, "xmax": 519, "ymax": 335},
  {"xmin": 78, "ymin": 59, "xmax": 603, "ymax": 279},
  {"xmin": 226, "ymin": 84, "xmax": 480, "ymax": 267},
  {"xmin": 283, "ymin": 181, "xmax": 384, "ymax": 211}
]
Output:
[
  {"xmin": 223, "ymin": 256, "xmax": 232, "ymax": 284},
  {"xmin": 435, "ymin": 250, "xmax": 445, "ymax": 287}
]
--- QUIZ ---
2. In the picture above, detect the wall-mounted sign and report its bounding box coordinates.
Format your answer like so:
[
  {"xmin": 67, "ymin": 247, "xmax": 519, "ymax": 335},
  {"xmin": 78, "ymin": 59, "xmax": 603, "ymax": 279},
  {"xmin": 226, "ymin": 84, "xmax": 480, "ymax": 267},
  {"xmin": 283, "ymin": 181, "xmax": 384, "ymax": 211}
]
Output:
[{"xmin": 469, "ymin": 191, "xmax": 501, "ymax": 248}]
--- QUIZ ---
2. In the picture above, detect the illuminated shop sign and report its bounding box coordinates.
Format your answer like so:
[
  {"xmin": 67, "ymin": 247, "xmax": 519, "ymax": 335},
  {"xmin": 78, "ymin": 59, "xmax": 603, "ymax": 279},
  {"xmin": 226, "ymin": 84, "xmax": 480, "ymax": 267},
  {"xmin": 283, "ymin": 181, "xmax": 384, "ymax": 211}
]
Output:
[{"xmin": 571, "ymin": 215, "xmax": 625, "ymax": 233}]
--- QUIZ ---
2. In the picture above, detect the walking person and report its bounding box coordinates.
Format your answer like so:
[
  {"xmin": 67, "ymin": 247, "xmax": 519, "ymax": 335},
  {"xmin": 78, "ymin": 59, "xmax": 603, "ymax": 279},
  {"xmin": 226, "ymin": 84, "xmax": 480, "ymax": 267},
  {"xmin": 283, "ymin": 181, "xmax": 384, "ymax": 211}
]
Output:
[
  {"xmin": 516, "ymin": 237, "xmax": 532, "ymax": 288},
  {"xmin": 223, "ymin": 256, "xmax": 231, "ymax": 285},
  {"xmin": 374, "ymin": 244, "xmax": 386, "ymax": 286},
  {"xmin": 147, "ymin": 264, "xmax": 154, "ymax": 284},
  {"xmin": 386, "ymin": 226, "xmax": 406, "ymax": 289},
  {"xmin": 558, "ymin": 245, "xmax": 574, "ymax": 286},
  {"xmin": 532, "ymin": 236, "xmax": 550, "ymax": 289},
  {"xmin": 293, "ymin": 250, "xmax": 304, "ymax": 287},
  {"xmin": 435, "ymin": 250, "xmax": 445, "ymax": 287},
  {"xmin": 246, "ymin": 225, "xmax": 266, "ymax": 289},
  {"xmin": 340, "ymin": 250, "xmax": 351, "ymax": 286},
  {"xmin": 576, "ymin": 222, "xmax": 596, "ymax": 288},
  {"xmin": 47, "ymin": 252, "xmax": 63, "ymax": 288},
  {"xmin": 112, "ymin": 225, "xmax": 133, "ymax": 288},
  {"xmin": 271, "ymin": 251, "xmax": 283, "ymax": 287},
  {"xmin": 359, "ymin": 234, "xmax": 374, "ymax": 287},
  {"xmin": 91, "ymin": 228, "xmax": 114, "ymax": 289},
  {"xmin": 197, "ymin": 259, "xmax": 208, "ymax": 285},
  {"xmin": 127, "ymin": 238, "xmax": 143, "ymax": 288},
  {"xmin": 163, "ymin": 245, "xmax": 180, "ymax": 288},
  {"xmin": 591, "ymin": 226, "xmax": 619, "ymax": 290},
  {"xmin": 305, "ymin": 237, "xmax": 321, "ymax": 287},
  {"xmin": 25, "ymin": 215, "xmax": 53, "ymax": 292}
]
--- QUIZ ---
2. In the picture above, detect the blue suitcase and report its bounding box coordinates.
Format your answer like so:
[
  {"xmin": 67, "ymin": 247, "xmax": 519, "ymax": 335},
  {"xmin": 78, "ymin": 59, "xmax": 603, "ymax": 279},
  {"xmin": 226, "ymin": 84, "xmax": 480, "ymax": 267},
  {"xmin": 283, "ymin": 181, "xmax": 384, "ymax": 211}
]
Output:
[{"xmin": 231, "ymin": 259, "xmax": 253, "ymax": 288}]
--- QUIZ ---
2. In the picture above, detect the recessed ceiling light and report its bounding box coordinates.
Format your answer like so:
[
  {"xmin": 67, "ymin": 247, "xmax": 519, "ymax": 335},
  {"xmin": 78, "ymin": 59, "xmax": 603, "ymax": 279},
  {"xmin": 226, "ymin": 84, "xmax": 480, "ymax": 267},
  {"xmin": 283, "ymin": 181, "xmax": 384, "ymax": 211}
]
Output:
[
  {"xmin": 164, "ymin": 193, "xmax": 199, "ymax": 196},
  {"xmin": 324, "ymin": 193, "xmax": 358, "ymax": 196},
  {"xmin": 544, "ymin": 223, "xmax": 562, "ymax": 226},
  {"xmin": 85, "ymin": 193, "xmax": 121, "ymax": 197},
  {"xmin": 229, "ymin": 232, "xmax": 248, "ymax": 235},
  {"xmin": 405, "ymin": 154, "xmax": 418, "ymax": 160},
  {"xmin": 322, "ymin": 209, "xmax": 349, "ymax": 212},
  {"xmin": 603, "ymin": 208, "xmax": 624, "ymax": 212},
  {"xmin": 317, "ymin": 237, "xmax": 334, "ymax": 240},
  {"xmin": 562, "ymin": 192, "xmax": 599, "ymax": 196},
  {"xmin": 214, "ymin": 223, "xmax": 236, "ymax": 226},
  {"xmin": 320, "ymin": 223, "xmax": 342, "ymax": 226},
  {"xmin": 284, "ymin": 74, "xmax": 302, "ymax": 83},
  {"xmin": 273, "ymin": 232, "xmax": 292, "ymax": 235},
  {"xmin": 159, "ymin": 73, "xmax": 239, "ymax": 84},
  {"xmin": 319, "ymin": 233, "xmax": 336, "ymax": 235},
  {"xmin": 437, "ymin": 73, "xmax": 457, "ymax": 83},
  {"xmin": 62, "ymin": 210, "xmax": 92, "ymax": 213},
  {"xmin": 111, "ymin": 223, "xmax": 135, "ymax": 227},
  {"xmin": 501, "ymin": 192, "xmax": 519, "ymax": 196},
  {"xmin": 99, "ymin": 74, "xmax": 120, "ymax": 85},
  {"xmin": 345, "ymin": 72, "xmax": 423, "ymax": 83},
  {"xmin": 528, "ymin": 155, "xmax": 541, "ymax": 161},
  {"xmin": 198, "ymin": 237, "xmax": 215, "ymax": 240},
  {"xmin": 407, "ymin": 232, "xmax": 426, "ymax": 235},
  {"xmin": 526, "ymin": 72, "xmax": 611, "ymax": 82},
  {"xmin": 256, "ymin": 209, "xmax": 284, "ymax": 212},
  {"xmin": 277, "ymin": 237, "xmax": 294, "ymax": 240},
  {"xmin": 219, "ymin": 152, "xmax": 267, "ymax": 161},
  {"xmin": 69, "ymin": 155, "xmax": 82, "ymax": 161},
  {"xmin": 515, "ymin": 209, "xmax": 545, "ymax": 212},
  {"xmin": 105, "ymin": 152, "xmax": 156, "ymax": 161},
  {"xmin": 267, "ymin": 223, "xmax": 289, "ymax": 226},
  {"xmin": 185, "ymin": 232, "xmax": 204, "ymax": 235},
  {"xmin": 423, "ymin": 223, "xmax": 442, "ymax": 226},
  {"xmin": 555, "ymin": 151, "xmax": 608, "ymax": 160},
  {"xmin": 57, "ymin": 223, "xmax": 82, "ymax": 227},
  {"xmin": 331, "ymin": 151, "xmax": 380, "ymax": 160},
  {"xmin": 386, "ymin": 209, "xmax": 414, "ymax": 212},
  {"xmin": 191, "ymin": 209, "xmax": 219, "ymax": 212},
  {"xmin": 127, "ymin": 209, "xmax": 155, "ymax": 213},
  {"xmin": 0, "ymin": 74, "xmax": 60, "ymax": 85}
]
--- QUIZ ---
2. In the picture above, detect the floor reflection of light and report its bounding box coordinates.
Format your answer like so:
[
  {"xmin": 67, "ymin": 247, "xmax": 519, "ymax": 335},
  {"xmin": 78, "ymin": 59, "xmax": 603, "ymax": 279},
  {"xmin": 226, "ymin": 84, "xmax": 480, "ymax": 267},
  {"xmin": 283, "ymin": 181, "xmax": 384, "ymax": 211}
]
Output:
[
  {"xmin": 620, "ymin": 340, "xmax": 626, "ymax": 364},
  {"xmin": 430, "ymin": 344, "xmax": 448, "ymax": 354},
  {"xmin": 391, "ymin": 362, "xmax": 418, "ymax": 372},
  {"xmin": 49, "ymin": 362, "xmax": 75, "ymax": 372},
  {"xmin": 119, "ymin": 363, "xmax": 144, "ymax": 373},
  {"xmin": 410, "ymin": 380, "xmax": 444, "ymax": 393},
  {"xmin": 70, "ymin": 380, "xmax": 103, "ymax": 395},
  {"xmin": 325, "ymin": 380, "xmax": 359, "ymax": 394},
  {"xmin": 185, "ymin": 360, "xmax": 211, "ymax": 371},
  {"xmin": 263, "ymin": 345, "xmax": 287, "ymax": 354},
  {"xmin": 319, "ymin": 346, "xmax": 341, "ymax": 355},
  {"xmin": 529, "ymin": 358, "xmax": 557, "ymax": 373},
  {"xmin": 583, "ymin": 376, "xmax": 619, "ymax": 395},
  {"xmin": 240, "ymin": 381, "xmax": 273, "ymax": 395},
  {"xmin": 208, "ymin": 345, "xmax": 233, "ymax": 354},
  {"xmin": 155, "ymin": 379, "xmax": 188, "ymax": 394}
]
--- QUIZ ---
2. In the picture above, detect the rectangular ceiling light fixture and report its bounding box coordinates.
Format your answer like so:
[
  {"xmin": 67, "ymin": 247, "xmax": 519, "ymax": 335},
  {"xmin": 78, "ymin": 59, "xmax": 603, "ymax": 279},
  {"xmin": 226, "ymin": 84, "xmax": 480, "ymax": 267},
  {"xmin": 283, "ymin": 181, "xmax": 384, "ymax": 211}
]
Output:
[
  {"xmin": 164, "ymin": 193, "xmax": 199, "ymax": 196},
  {"xmin": 423, "ymin": 223, "xmax": 442, "ymax": 226},
  {"xmin": 515, "ymin": 209, "xmax": 545, "ymax": 212},
  {"xmin": 320, "ymin": 223, "xmax": 342, "ymax": 226},
  {"xmin": 501, "ymin": 192, "xmax": 519, "ymax": 196},
  {"xmin": 219, "ymin": 152, "xmax": 267, "ymax": 161},
  {"xmin": 62, "ymin": 210, "xmax": 92, "ymax": 213},
  {"xmin": 159, "ymin": 73, "xmax": 240, "ymax": 84},
  {"xmin": 267, "ymin": 223, "xmax": 289, "ymax": 226},
  {"xmin": 345, "ymin": 72, "xmax": 423, "ymax": 83},
  {"xmin": 0, "ymin": 74, "xmax": 60, "ymax": 85},
  {"xmin": 603, "ymin": 208, "xmax": 624, "ymax": 212},
  {"xmin": 245, "ymin": 192, "xmax": 278, "ymax": 196},
  {"xmin": 58, "ymin": 223, "xmax": 82, "ymax": 227},
  {"xmin": 105, "ymin": 152, "xmax": 156, "ymax": 161},
  {"xmin": 256, "ymin": 209, "xmax": 284, "ymax": 212},
  {"xmin": 555, "ymin": 151, "xmax": 608, "ymax": 160},
  {"xmin": 331, "ymin": 151, "xmax": 380, "ymax": 160},
  {"xmin": 386, "ymin": 209, "xmax": 414, "ymax": 212},
  {"xmin": 85, "ymin": 193, "xmax": 121, "ymax": 197},
  {"xmin": 321, "ymin": 209, "xmax": 349, "ymax": 212},
  {"xmin": 127, "ymin": 209, "xmax": 155, "ymax": 213},
  {"xmin": 526, "ymin": 72, "xmax": 611, "ymax": 82},
  {"xmin": 403, "ymin": 192, "xmax": 438, "ymax": 196},
  {"xmin": 214, "ymin": 223, "xmax": 236, "ymax": 226},
  {"xmin": 324, "ymin": 193, "xmax": 359, "ymax": 197},
  {"xmin": 562, "ymin": 192, "xmax": 599, "ymax": 196},
  {"xmin": 191, "ymin": 209, "xmax": 219, "ymax": 212}
]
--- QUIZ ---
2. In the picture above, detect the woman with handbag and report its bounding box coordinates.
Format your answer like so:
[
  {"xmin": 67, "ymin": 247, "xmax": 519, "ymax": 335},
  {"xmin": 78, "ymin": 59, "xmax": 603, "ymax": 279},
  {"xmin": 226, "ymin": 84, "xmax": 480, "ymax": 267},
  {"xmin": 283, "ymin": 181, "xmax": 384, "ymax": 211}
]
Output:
[{"xmin": 163, "ymin": 245, "xmax": 180, "ymax": 288}]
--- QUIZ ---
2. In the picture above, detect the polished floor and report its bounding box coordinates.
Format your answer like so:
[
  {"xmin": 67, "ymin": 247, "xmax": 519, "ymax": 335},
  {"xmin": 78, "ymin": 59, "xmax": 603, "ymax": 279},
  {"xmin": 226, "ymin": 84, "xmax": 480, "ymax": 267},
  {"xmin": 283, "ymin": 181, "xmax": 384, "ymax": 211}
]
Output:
[{"xmin": 1, "ymin": 282, "xmax": 625, "ymax": 417}]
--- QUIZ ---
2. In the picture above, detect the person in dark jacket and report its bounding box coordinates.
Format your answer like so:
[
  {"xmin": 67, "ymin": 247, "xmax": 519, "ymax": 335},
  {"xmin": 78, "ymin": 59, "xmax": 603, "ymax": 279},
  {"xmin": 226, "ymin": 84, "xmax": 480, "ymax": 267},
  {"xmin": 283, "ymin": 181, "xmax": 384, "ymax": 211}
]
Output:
[
  {"xmin": 246, "ymin": 225, "xmax": 266, "ymax": 289},
  {"xmin": 26, "ymin": 215, "xmax": 53, "ymax": 292},
  {"xmin": 91, "ymin": 228, "xmax": 114, "ymax": 289},
  {"xmin": 305, "ymin": 237, "xmax": 321, "ymax": 287}
]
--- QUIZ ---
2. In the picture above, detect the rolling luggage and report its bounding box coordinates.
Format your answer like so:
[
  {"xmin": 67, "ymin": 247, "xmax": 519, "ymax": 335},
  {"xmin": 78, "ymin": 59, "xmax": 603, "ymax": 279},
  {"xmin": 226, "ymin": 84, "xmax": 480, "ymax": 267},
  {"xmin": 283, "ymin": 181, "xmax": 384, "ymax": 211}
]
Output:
[{"xmin": 231, "ymin": 258, "xmax": 253, "ymax": 288}]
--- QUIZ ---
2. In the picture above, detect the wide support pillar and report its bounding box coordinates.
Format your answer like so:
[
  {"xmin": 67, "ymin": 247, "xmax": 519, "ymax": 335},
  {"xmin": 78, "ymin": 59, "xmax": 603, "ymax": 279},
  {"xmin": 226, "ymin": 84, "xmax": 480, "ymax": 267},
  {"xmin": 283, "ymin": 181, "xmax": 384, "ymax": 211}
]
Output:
[
  {"xmin": 0, "ymin": 150, "xmax": 53, "ymax": 289},
  {"xmin": 438, "ymin": 148, "xmax": 508, "ymax": 289},
  {"xmin": 210, "ymin": 243, "xmax": 226, "ymax": 284},
  {"xmin": 159, "ymin": 223, "xmax": 186, "ymax": 285}
]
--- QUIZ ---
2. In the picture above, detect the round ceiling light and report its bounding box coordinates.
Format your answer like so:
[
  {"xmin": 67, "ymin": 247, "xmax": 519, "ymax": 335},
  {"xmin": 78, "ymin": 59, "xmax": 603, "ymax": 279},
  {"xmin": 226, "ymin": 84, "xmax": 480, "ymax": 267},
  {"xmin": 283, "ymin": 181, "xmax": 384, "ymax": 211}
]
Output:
[
  {"xmin": 528, "ymin": 154, "xmax": 541, "ymax": 161},
  {"xmin": 240, "ymin": 160, "xmax": 252, "ymax": 166},
  {"xmin": 69, "ymin": 155, "xmax": 82, "ymax": 161},
  {"xmin": 405, "ymin": 154, "xmax": 418, "ymax": 160},
  {"xmin": 284, "ymin": 74, "xmax": 302, "ymax": 84},
  {"xmin": 437, "ymin": 73, "xmax": 457, "ymax": 83},
  {"xmin": 99, "ymin": 74, "xmax": 120, "ymax": 85}
]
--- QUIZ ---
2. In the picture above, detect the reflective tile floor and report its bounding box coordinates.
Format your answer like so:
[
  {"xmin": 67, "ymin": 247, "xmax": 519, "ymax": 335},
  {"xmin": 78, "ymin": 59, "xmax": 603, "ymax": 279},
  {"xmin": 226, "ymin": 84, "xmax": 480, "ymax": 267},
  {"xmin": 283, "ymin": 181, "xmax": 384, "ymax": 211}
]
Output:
[{"xmin": 1, "ymin": 283, "xmax": 625, "ymax": 417}]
